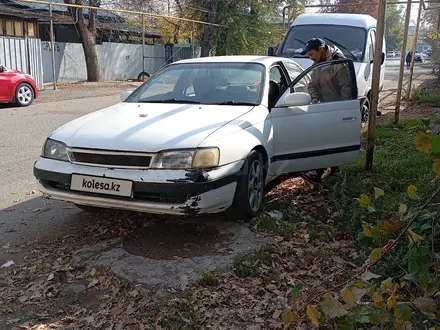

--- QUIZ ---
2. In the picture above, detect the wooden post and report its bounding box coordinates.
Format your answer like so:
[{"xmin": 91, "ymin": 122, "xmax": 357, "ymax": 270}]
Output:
[
  {"xmin": 394, "ymin": 0, "xmax": 412, "ymax": 124},
  {"xmin": 366, "ymin": 0, "xmax": 387, "ymax": 171},
  {"xmin": 142, "ymin": 14, "xmax": 145, "ymax": 75},
  {"xmin": 49, "ymin": 0, "xmax": 56, "ymax": 90},
  {"xmin": 406, "ymin": 1, "xmax": 423, "ymax": 100}
]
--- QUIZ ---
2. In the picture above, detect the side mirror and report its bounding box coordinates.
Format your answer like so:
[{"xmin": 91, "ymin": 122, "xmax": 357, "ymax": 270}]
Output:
[
  {"xmin": 120, "ymin": 90, "xmax": 132, "ymax": 102},
  {"xmin": 267, "ymin": 47, "xmax": 277, "ymax": 56},
  {"xmin": 282, "ymin": 92, "xmax": 311, "ymax": 107},
  {"xmin": 0, "ymin": 65, "xmax": 4, "ymax": 73}
]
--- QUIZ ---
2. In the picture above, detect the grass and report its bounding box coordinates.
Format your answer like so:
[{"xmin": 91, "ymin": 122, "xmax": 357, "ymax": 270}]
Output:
[
  {"xmin": 157, "ymin": 298, "xmax": 195, "ymax": 330},
  {"xmin": 232, "ymin": 247, "xmax": 277, "ymax": 278},
  {"xmin": 411, "ymin": 85, "xmax": 440, "ymax": 105},
  {"xmin": 200, "ymin": 270, "xmax": 219, "ymax": 286},
  {"xmin": 332, "ymin": 121, "xmax": 436, "ymax": 237}
]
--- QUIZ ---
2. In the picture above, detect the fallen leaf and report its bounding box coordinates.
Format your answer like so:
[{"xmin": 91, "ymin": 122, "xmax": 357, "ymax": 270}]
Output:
[
  {"xmin": 89, "ymin": 268, "xmax": 97, "ymax": 277},
  {"xmin": 387, "ymin": 293, "xmax": 398, "ymax": 310},
  {"xmin": 341, "ymin": 285, "xmax": 366, "ymax": 305},
  {"xmin": 415, "ymin": 131, "xmax": 431, "ymax": 153},
  {"xmin": 394, "ymin": 302, "xmax": 411, "ymax": 321},
  {"xmin": 361, "ymin": 270, "xmax": 381, "ymax": 281},
  {"xmin": 407, "ymin": 229, "xmax": 424, "ymax": 244},
  {"xmin": 413, "ymin": 297, "xmax": 437, "ymax": 314},
  {"xmin": 321, "ymin": 293, "xmax": 348, "ymax": 318},
  {"xmin": 377, "ymin": 220, "xmax": 403, "ymax": 234},
  {"xmin": 306, "ymin": 305, "xmax": 320, "ymax": 326},
  {"xmin": 47, "ymin": 273, "xmax": 54, "ymax": 281},
  {"xmin": 359, "ymin": 194, "xmax": 370, "ymax": 208},
  {"xmin": 399, "ymin": 204, "xmax": 408, "ymax": 214},
  {"xmin": 407, "ymin": 185, "xmax": 418, "ymax": 200},
  {"xmin": 88, "ymin": 278, "xmax": 99, "ymax": 288},
  {"xmin": 433, "ymin": 161, "xmax": 440, "ymax": 175},
  {"xmin": 374, "ymin": 187, "xmax": 385, "ymax": 198},
  {"xmin": 369, "ymin": 248, "xmax": 383, "ymax": 263},
  {"xmin": 290, "ymin": 283, "xmax": 305, "ymax": 306},
  {"xmin": 373, "ymin": 292, "xmax": 383, "ymax": 309}
]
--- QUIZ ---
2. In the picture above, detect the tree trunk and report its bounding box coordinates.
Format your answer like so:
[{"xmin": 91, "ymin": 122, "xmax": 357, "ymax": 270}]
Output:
[
  {"xmin": 65, "ymin": 0, "xmax": 101, "ymax": 82},
  {"xmin": 200, "ymin": 0, "xmax": 218, "ymax": 57}
]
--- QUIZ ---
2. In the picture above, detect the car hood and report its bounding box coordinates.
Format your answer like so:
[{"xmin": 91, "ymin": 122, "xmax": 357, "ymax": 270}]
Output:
[{"xmin": 50, "ymin": 102, "xmax": 255, "ymax": 152}]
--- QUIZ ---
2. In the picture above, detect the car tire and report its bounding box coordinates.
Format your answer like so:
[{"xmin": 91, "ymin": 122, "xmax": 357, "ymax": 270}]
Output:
[
  {"xmin": 15, "ymin": 83, "xmax": 34, "ymax": 107},
  {"xmin": 74, "ymin": 204, "xmax": 103, "ymax": 213},
  {"xmin": 361, "ymin": 97, "xmax": 370, "ymax": 128},
  {"xmin": 227, "ymin": 151, "xmax": 266, "ymax": 222},
  {"xmin": 137, "ymin": 71, "xmax": 150, "ymax": 82}
]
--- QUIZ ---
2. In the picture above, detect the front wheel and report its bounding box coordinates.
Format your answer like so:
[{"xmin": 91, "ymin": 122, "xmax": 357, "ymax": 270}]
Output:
[
  {"xmin": 227, "ymin": 151, "xmax": 265, "ymax": 222},
  {"xmin": 15, "ymin": 83, "xmax": 34, "ymax": 107}
]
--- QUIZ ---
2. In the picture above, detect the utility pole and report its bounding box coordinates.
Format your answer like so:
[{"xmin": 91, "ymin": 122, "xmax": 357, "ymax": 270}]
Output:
[
  {"xmin": 406, "ymin": 1, "xmax": 423, "ymax": 100},
  {"xmin": 49, "ymin": 0, "xmax": 56, "ymax": 90},
  {"xmin": 394, "ymin": 0, "xmax": 413, "ymax": 124},
  {"xmin": 366, "ymin": 0, "xmax": 387, "ymax": 171}
]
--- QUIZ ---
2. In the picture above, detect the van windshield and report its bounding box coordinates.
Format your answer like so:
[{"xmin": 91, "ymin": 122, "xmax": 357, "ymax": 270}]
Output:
[{"xmin": 278, "ymin": 25, "xmax": 367, "ymax": 62}]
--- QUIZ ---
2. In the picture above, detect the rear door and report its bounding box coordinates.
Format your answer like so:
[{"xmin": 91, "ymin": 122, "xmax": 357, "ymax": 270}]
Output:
[{"xmin": 270, "ymin": 59, "xmax": 361, "ymax": 175}]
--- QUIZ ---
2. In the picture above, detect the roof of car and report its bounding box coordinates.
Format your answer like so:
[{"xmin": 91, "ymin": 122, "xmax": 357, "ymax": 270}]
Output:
[
  {"xmin": 292, "ymin": 13, "xmax": 377, "ymax": 29},
  {"xmin": 175, "ymin": 55, "xmax": 295, "ymax": 66}
]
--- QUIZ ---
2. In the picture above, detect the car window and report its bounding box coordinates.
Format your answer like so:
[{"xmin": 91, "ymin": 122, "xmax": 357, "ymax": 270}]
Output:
[
  {"xmin": 125, "ymin": 62, "xmax": 265, "ymax": 105},
  {"xmin": 291, "ymin": 60, "xmax": 357, "ymax": 104},
  {"xmin": 282, "ymin": 60, "xmax": 303, "ymax": 82},
  {"xmin": 269, "ymin": 66, "xmax": 289, "ymax": 94}
]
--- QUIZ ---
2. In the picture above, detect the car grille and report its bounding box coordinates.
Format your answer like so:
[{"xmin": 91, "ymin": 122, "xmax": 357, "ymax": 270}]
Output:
[
  {"xmin": 46, "ymin": 181, "xmax": 188, "ymax": 204},
  {"xmin": 68, "ymin": 150, "xmax": 152, "ymax": 168}
]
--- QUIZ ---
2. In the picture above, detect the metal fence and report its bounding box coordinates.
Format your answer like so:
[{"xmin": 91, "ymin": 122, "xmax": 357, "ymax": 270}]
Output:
[{"xmin": 0, "ymin": 36, "xmax": 44, "ymax": 90}]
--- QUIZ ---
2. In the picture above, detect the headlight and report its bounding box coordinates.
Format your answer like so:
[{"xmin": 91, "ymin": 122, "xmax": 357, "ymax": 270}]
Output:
[
  {"xmin": 192, "ymin": 148, "xmax": 219, "ymax": 168},
  {"xmin": 152, "ymin": 148, "xmax": 219, "ymax": 169},
  {"xmin": 42, "ymin": 139, "xmax": 69, "ymax": 161}
]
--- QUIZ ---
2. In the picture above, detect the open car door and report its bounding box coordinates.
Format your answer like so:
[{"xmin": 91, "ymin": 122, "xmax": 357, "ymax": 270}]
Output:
[{"xmin": 269, "ymin": 58, "xmax": 361, "ymax": 175}]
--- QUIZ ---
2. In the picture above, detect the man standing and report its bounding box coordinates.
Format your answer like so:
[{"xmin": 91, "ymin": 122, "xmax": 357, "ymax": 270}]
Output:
[
  {"xmin": 299, "ymin": 38, "xmax": 351, "ymax": 184},
  {"xmin": 406, "ymin": 51, "xmax": 412, "ymax": 69}
]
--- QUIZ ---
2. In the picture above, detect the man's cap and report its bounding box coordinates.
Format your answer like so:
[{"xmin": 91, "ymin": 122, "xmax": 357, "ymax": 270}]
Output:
[{"xmin": 300, "ymin": 38, "xmax": 326, "ymax": 55}]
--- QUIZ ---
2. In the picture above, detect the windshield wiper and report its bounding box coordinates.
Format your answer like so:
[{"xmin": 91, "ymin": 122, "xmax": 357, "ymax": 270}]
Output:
[
  {"xmin": 212, "ymin": 101, "xmax": 257, "ymax": 106},
  {"xmin": 293, "ymin": 37, "xmax": 307, "ymax": 46},
  {"xmin": 323, "ymin": 37, "xmax": 358, "ymax": 61},
  {"xmin": 139, "ymin": 98, "xmax": 201, "ymax": 104}
]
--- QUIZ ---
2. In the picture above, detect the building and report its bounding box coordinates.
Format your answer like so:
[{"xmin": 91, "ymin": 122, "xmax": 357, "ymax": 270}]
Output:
[{"xmin": 1, "ymin": 0, "xmax": 162, "ymax": 44}]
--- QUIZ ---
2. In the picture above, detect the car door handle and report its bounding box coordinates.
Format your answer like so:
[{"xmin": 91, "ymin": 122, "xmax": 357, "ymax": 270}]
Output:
[{"xmin": 342, "ymin": 116, "xmax": 356, "ymax": 122}]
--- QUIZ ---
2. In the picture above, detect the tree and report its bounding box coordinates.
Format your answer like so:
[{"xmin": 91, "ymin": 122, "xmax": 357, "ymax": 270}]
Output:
[
  {"xmin": 64, "ymin": 0, "xmax": 101, "ymax": 82},
  {"xmin": 320, "ymin": 0, "xmax": 379, "ymax": 19},
  {"xmin": 385, "ymin": 5, "xmax": 404, "ymax": 51}
]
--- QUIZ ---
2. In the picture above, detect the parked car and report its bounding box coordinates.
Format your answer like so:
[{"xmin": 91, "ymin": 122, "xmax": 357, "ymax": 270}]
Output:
[
  {"xmin": 33, "ymin": 55, "xmax": 362, "ymax": 221},
  {"xmin": 415, "ymin": 53, "xmax": 425, "ymax": 63},
  {"xmin": 387, "ymin": 51, "xmax": 396, "ymax": 58},
  {"xmin": 395, "ymin": 51, "xmax": 401, "ymax": 58},
  {"xmin": 0, "ymin": 65, "xmax": 38, "ymax": 107}
]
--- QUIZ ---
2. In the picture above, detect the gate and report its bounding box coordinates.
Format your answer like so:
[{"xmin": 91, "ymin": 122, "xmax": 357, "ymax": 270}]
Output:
[{"xmin": 0, "ymin": 36, "xmax": 44, "ymax": 90}]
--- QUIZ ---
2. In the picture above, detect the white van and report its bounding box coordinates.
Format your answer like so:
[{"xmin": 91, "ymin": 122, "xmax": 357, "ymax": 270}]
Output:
[{"xmin": 269, "ymin": 13, "xmax": 386, "ymax": 122}]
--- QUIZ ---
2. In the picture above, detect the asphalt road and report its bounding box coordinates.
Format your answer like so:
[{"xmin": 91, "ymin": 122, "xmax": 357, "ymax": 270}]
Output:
[{"xmin": 0, "ymin": 61, "xmax": 433, "ymax": 263}]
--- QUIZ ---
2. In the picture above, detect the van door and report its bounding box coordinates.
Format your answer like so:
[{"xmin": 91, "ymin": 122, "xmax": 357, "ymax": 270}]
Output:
[{"xmin": 369, "ymin": 29, "xmax": 386, "ymax": 90}]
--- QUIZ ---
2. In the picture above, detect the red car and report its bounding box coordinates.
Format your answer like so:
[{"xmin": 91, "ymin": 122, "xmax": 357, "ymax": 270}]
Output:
[{"xmin": 0, "ymin": 65, "xmax": 39, "ymax": 107}]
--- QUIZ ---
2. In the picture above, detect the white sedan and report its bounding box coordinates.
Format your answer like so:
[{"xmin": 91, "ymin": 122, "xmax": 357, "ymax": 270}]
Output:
[{"xmin": 33, "ymin": 56, "xmax": 361, "ymax": 221}]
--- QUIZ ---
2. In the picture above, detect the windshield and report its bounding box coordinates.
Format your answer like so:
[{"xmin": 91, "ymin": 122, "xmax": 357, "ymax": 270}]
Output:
[
  {"xmin": 279, "ymin": 25, "xmax": 367, "ymax": 62},
  {"xmin": 125, "ymin": 62, "xmax": 265, "ymax": 105}
]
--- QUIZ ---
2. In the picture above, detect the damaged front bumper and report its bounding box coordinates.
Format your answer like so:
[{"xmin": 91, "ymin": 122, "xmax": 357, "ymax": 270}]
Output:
[{"xmin": 33, "ymin": 158, "xmax": 243, "ymax": 215}]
